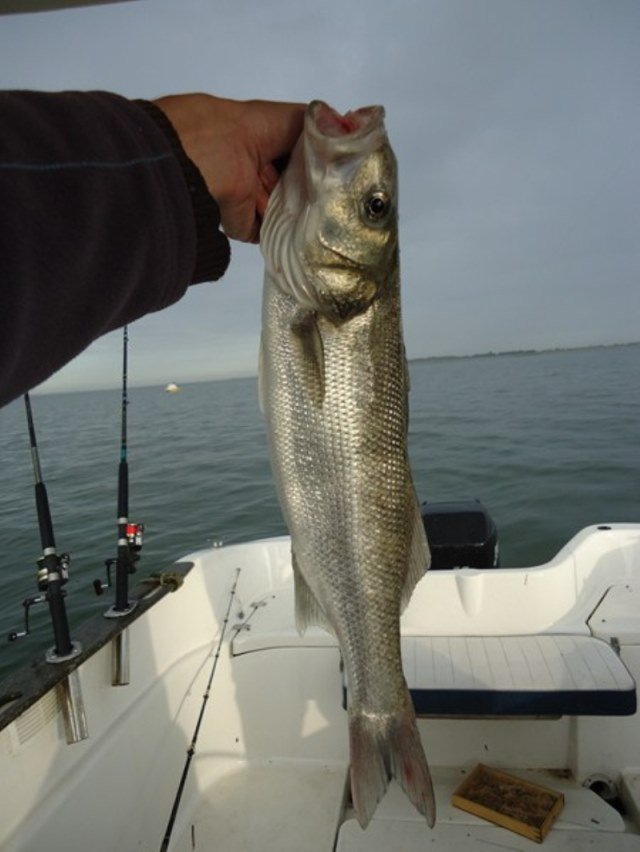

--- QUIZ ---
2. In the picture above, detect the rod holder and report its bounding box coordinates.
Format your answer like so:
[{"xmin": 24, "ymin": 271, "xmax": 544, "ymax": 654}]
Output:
[
  {"xmin": 55, "ymin": 668, "xmax": 89, "ymax": 744},
  {"xmin": 104, "ymin": 601, "xmax": 137, "ymax": 618},
  {"xmin": 103, "ymin": 564, "xmax": 137, "ymax": 688},
  {"xmin": 111, "ymin": 629, "xmax": 130, "ymax": 686}
]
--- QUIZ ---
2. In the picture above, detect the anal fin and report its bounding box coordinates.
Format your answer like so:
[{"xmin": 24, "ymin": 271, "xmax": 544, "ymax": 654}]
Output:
[
  {"xmin": 400, "ymin": 494, "xmax": 431, "ymax": 612},
  {"xmin": 292, "ymin": 550, "xmax": 334, "ymax": 636}
]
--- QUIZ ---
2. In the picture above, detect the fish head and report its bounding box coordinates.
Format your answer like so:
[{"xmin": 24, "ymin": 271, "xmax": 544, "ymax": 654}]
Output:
[
  {"xmin": 262, "ymin": 101, "xmax": 398, "ymax": 320},
  {"xmin": 304, "ymin": 101, "xmax": 398, "ymax": 319}
]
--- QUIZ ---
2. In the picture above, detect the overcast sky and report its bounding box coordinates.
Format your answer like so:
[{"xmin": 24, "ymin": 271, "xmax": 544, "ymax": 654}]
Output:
[{"xmin": 2, "ymin": 0, "xmax": 638, "ymax": 393}]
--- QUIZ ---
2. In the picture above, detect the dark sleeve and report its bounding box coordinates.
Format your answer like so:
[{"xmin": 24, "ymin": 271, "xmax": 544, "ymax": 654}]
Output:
[{"xmin": 0, "ymin": 90, "xmax": 231, "ymax": 408}]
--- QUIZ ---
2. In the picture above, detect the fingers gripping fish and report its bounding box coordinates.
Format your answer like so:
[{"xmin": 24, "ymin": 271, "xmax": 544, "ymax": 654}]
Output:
[{"xmin": 259, "ymin": 100, "xmax": 435, "ymax": 829}]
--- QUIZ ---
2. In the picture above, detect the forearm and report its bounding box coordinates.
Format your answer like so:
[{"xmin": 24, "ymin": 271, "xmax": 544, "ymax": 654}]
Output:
[{"xmin": 0, "ymin": 90, "xmax": 230, "ymax": 407}]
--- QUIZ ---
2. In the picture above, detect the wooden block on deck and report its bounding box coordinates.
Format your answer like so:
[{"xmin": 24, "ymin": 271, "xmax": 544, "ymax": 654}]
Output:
[{"xmin": 452, "ymin": 764, "xmax": 564, "ymax": 843}]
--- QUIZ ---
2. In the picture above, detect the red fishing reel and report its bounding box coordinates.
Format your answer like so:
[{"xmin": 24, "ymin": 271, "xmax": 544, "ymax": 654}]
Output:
[{"xmin": 126, "ymin": 522, "xmax": 144, "ymax": 551}]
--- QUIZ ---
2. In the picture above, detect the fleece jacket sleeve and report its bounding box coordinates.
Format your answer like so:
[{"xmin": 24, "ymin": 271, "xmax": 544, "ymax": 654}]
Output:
[{"xmin": 0, "ymin": 90, "xmax": 231, "ymax": 408}]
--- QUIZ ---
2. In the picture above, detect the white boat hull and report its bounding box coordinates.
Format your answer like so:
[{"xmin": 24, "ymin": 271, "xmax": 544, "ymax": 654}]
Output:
[{"xmin": 2, "ymin": 525, "xmax": 640, "ymax": 850}]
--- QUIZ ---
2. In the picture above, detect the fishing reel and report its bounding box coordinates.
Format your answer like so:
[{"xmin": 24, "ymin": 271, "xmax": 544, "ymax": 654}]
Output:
[
  {"xmin": 93, "ymin": 520, "xmax": 144, "ymax": 596},
  {"xmin": 36, "ymin": 552, "xmax": 71, "ymax": 591},
  {"xmin": 126, "ymin": 521, "xmax": 144, "ymax": 552},
  {"xmin": 8, "ymin": 552, "xmax": 72, "ymax": 641}
]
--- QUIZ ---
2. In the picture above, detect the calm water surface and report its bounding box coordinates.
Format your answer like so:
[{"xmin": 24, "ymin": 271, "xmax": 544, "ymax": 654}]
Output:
[{"xmin": 0, "ymin": 344, "xmax": 638, "ymax": 676}]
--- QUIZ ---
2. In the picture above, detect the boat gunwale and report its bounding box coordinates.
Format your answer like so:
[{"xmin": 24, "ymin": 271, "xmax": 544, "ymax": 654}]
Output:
[{"xmin": 0, "ymin": 561, "xmax": 193, "ymax": 731}]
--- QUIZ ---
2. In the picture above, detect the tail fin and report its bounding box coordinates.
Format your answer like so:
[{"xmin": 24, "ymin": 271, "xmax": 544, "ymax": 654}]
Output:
[{"xmin": 349, "ymin": 698, "xmax": 436, "ymax": 829}]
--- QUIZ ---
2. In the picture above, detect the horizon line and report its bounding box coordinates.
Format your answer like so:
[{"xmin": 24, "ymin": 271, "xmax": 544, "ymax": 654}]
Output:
[{"xmin": 30, "ymin": 340, "xmax": 640, "ymax": 399}]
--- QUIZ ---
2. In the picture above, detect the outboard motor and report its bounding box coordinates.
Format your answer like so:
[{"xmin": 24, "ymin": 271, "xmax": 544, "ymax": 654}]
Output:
[{"xmin": 421, "ymin": 500, "xmax": 499, "ymax": 569}]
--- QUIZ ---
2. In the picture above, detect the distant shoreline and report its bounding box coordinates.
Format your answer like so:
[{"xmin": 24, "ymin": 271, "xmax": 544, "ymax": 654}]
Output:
[
  {"xmin": 410, "ymin": 340, "xmax": 639, "ymax": 365},
  {"xmin": 28, "ymin": 340, "xmax": 639, "ymax": 398}
]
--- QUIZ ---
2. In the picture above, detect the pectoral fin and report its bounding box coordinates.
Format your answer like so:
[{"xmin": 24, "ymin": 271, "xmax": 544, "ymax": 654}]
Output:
[{"xmin": 291, "ymin": 311, "xmax": 325, "ymax": 407}]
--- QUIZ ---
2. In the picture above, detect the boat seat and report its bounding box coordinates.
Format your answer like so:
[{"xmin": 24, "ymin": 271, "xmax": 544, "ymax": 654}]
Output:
[
  {"xmin": 232, "ymin": 590, "xmax": 636, "ymax": 717},
  {"xmin": 399, "ymin": 634, "xmax": 636, "ymax": 717}
]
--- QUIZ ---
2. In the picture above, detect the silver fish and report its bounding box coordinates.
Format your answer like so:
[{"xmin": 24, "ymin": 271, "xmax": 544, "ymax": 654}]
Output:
[{"xmin": 259, "ymin": 100, "xmax": 434, "ymax": 829}]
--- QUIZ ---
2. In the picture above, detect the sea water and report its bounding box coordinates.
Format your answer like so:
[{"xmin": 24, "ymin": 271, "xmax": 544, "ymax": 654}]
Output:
[{"xmin": 0, "ymin": 344, "xmax": 638, "ymax": 677}]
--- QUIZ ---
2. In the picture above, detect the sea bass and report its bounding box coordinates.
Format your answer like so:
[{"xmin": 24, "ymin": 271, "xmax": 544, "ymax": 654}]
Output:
[{"xmin": 259, "ymin": 101, "xmax": 434, "ymax": 829}]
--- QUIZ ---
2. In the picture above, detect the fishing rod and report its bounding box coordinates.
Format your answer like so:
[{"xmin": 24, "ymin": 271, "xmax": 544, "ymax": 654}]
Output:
[
  {"xmin": 7, "ymin": 394, "xmax": 88, "ymax": 743},
  {"xmin": 8, "ymin": 394, "xmax": 78, "ymax": 659},
  {"xmin": 94, "ymin": 325, "xmax": 144, "ymax": 616},
  {"xmin": 92, "ymin": 326, "xmax": 144, "ymax": 686},
  {"xmin": 159, "ymin": 567, "xmax": 241, "ymax": 852},
  {"xmin": 112, "ymin": 324, "xmax": 144, "ymax": 615}
]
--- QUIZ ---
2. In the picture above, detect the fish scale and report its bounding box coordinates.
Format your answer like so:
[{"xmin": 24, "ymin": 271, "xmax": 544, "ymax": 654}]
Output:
[{"xmin": 260, "ymin": 100, "xmax": 434, "ymax": 829}]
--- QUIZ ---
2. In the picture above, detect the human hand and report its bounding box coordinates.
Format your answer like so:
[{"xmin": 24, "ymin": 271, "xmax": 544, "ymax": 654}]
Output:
[{"xmin": 153, "ymin": 93, "xmax": 305, "ymax": 243}]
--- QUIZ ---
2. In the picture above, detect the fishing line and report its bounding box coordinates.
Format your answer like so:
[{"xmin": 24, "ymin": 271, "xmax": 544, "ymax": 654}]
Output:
[{"xmin": 159, "ymin": 566, "xmax": 241, "ymax": 852}]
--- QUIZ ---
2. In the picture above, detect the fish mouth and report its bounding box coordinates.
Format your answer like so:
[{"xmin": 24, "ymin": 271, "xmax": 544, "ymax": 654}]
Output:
[{"xmin": 306, "ymin": 101, "xmax": 386, "ymax": 147}]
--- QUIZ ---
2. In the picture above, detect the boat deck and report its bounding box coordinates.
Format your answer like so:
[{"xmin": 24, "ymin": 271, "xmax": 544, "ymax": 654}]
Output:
[
  {"xmin": 171, "ymin": 760, "xmax": 347, "ymax": 852},
  {"xmin": 338, "ymin": 821, "xmax": 640, "ymax": 851},
  {"xmin": 171, "ymin": 762, "xmax": 640, "ymax": 851}
]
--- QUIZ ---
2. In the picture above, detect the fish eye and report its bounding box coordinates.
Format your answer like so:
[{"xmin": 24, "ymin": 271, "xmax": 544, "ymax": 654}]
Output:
[{"xmin": 363, "ymin": 191, "xmax": 390, "ymax": 224}]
